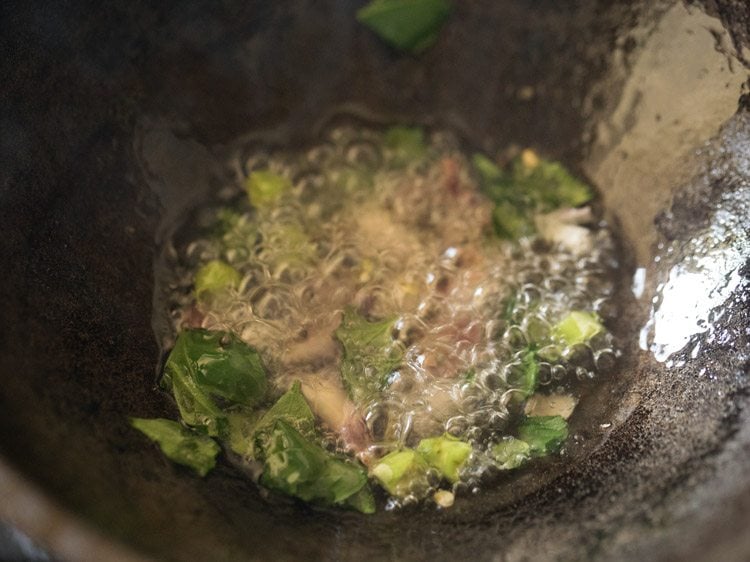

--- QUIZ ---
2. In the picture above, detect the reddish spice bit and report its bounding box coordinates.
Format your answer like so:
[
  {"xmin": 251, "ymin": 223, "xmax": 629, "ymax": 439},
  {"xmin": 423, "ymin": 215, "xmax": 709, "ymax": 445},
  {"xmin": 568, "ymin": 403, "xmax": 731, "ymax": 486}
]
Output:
[{"xmin": 441, "ymin": 156, "xmax": 461, "ymax": 196}]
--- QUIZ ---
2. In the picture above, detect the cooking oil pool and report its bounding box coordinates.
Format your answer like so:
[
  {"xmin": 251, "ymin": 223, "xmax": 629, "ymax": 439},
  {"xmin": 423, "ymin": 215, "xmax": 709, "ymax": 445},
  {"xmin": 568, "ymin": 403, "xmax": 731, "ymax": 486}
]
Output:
[{"xmin": 153, "ymin": 122, "xmax": 633, "ymax": 510}]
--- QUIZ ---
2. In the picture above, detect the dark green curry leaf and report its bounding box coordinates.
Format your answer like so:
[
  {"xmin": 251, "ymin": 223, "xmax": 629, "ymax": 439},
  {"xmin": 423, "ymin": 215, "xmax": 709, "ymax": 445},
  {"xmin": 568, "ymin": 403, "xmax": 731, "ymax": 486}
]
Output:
[
  {"xmin": 357, "ymin": 0, "xmax": 452, "ymax": 54},
  {"xmin": 227, "ymin": 382, "xmax": 316, "ymax": 459},
  {"xmin": 472, "ymin": 153, "xmax": 504, "ymax": 184},
  {"xmin": 503, "ymin": 350, "xmax": 539, "ymax": 404},
  {"xmin": 256, "ymin": 381, "xmax": 315, "ymax": 435},
  {"xmin": 473, "ymin": 151, "xmax": 594, "ymax": 240},
  {"xmin": 168, "ymin": 366, "xmax": 227, "ymax": 437},
  {"xmin": 250, "ymin": 381, "xmax": 316, "ymax": 458},
  {"xmin": 161, "ymin": 329, "xmax": 269, "ymax": 436},
  {"xmin": 130, "ymin": 417, "xmax": 221, "ymax": 477},
  {"xmin": 335, "ymin": 308, "xmax": 402, "ymax": 404},
  {"xmin": 258, "ymin": 420, "xmax": 374, "ymax": 513},
  {"xmin": 511, "ymin": 157, "xmax": 592, "ymax": 211}
]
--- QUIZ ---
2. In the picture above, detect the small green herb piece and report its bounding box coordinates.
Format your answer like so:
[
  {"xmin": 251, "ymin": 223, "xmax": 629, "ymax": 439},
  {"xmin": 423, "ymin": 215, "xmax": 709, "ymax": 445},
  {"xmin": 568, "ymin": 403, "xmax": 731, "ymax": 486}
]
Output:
[
  {"xmin": 345, "ymin": 486, "xmax": 377, "ymax": 514},
  {"xmin": 261, "ymin": 222, "xmax": 317, "ymax": 269},
  {"xmin": 215, "ymin": 210, "xmax": 257, "ymax": 262},
  {"xmin": 226, "ymin": 407, "xmax": 264, "ymax": 457},
  {"xmin": 215, "ymin": 208, "xmax": 244, "ymax": 233},
  {"xmin": 473, "ymin": 153, "xmax": 528, "ymax": 240},
  {"xmin": 472, "ymin": 153, "xmax": 504, "ymax": 184},
  {"xmin": 416, "ymin": 434, "xmax": 471, "ymax": 483},
  {"xmin": 517, "ymin": 415, "xmax": 569, "ymax": 456},
  {"xmin": 491, "ymin": 437, "xmax": 531, "ymax": 470},
  {"xmin": 335, "ymin": 308, "xmax": 402, "ymax": 404},
  {"xmin": 259, "ymin": 420, "xmax": 374, "ymax": 513},
  {"xmin": 329, "ymin": 165, "xmax": 376, "ymax": 193},
  {"xmin": 194, "ymin": 260, "xmax": 241, "ymax": 302},
  {"xmin": 357, "ymin": 0, "xmax": 452, "ymax": 54},
  {"xmin": 130, "ymin": 418, "xmax": 221, "ymax": 477},
  {"xmin": 384, "ymin": 126, "xmax": 427, "ymax": 166},
  {"xmin": 552, "ymin": 311, "xmax": 603, "ymax": 346},
  {"xmin": 492, "ymin": 201, "xmax": 533, "ymax": 240},
  {"xmin": 161, "ymin": 329, "xmax": 269, "ymax": 436},
  {"xmin": 502, "ymin": 292, "xmax": 518, "ymax": 323},
  {"xmin": 512, "ymin": 155, "xmax": 592, "ymax": 211},
  {"xmin": 370, "ymin": 449, "xmax": 431, "ymax": 498},
  {"xmin": 518, "ymin": 350, "xmax": 539, "ymax": 398},
  {"xmin": 245, "ymin": 170, "xmax": 292, "ymax": 208}
]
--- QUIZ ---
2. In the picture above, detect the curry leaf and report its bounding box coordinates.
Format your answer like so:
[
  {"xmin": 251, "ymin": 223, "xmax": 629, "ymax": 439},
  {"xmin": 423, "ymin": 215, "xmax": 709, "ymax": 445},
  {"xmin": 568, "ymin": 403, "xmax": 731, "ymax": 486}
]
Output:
[
  {"xmin": 258, "ymin": 420, "xmax": 374, "ymax": 513},
  {"xmin": 168, "ymin": 366, "xmax": 227, "ymax": 437},
  {"xmin": 161, "ymin": 329, "xmax": 269, "ymax": 436},
  {"xmin": 251, "ymin": 381, "xmax": 316, "ymax": 457},
  {"xmin": 511, "ymin": 154, "xmax": 592, "ymax": 211},
  {"xmin": 473, "ymin": 150, "xmax": 594, "ymax": 240},
  {"xmin": 472, "ymin": 153, "xmax": 504, "ymax": 184},
  {"xmin": 357, "ymin": 0, "xmax": 452, "ymax": 54},
  {"xmin": 131, "ymin": 418, "xmax": 221, "ymax": 477},
  {"xmin": 227, "ymin": 383, "xmax": 316, "ymax": 460},
  {"xmin": 335, "ymin": 308, "xmax": 402, "ymax": 404},
  {"xmin": 517, "ymin": 350, "xmax": 539, "ymax": 398},
  {"xmin": 473, "ymin": 153, "xmax": 530, "ymax": 240}
]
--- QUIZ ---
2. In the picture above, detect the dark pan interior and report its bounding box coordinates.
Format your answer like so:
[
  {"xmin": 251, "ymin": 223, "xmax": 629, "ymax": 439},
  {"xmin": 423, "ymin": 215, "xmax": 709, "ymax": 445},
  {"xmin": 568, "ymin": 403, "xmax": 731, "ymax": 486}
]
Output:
[{"xmin": 1, "ymin": 1, "xmax": 749, "ymax": 560}]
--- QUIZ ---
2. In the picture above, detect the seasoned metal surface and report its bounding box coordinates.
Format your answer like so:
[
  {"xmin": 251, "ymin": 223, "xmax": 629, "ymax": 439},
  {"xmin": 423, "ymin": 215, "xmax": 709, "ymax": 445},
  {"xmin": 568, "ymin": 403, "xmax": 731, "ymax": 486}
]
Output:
[{"xmin": 1, "ymin": 1, "xmax": 748, "ymax": 560}]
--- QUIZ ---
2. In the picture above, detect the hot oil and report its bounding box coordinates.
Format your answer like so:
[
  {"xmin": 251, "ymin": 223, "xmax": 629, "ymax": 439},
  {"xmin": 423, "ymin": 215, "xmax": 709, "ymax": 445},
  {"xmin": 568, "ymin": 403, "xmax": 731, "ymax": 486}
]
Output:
[{"xmin": 157, "ymin": 121, "xmax": 628, "ymax": 507}]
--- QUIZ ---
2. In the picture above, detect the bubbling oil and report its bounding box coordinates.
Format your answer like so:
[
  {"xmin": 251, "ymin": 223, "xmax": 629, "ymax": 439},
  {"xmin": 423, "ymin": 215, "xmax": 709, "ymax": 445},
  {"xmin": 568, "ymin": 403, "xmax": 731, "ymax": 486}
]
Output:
[{"xmin": 162, "ymin": 124, "xmax": 622, "ymax": 503}]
